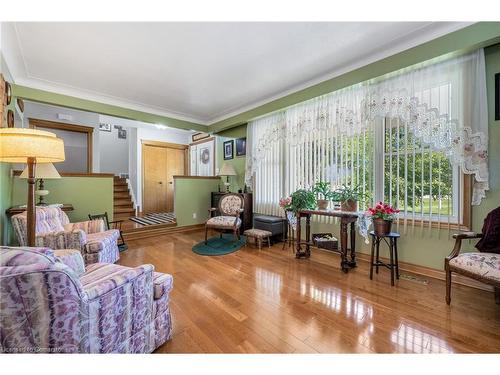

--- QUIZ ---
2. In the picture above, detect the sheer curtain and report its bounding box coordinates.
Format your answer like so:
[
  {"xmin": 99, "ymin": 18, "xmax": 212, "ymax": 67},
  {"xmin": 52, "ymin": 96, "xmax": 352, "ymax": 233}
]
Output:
[{"xmin": 246, "ymin": 49, "xmax": 488, "ymax": 218}]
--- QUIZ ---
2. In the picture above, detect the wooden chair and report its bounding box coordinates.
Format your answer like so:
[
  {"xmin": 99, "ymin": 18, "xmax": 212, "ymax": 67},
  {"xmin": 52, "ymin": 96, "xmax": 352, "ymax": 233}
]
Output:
[
  {"xmin": 88, "ymin": 212, "xmax": 127, "ymax": 251},
  {"xmin": 205, "ymin": 193, "xmax": 244, "ymax": 244},
  {"xmin": 445, "ymin": 232, "xmax": 500, "ymax": 305}
]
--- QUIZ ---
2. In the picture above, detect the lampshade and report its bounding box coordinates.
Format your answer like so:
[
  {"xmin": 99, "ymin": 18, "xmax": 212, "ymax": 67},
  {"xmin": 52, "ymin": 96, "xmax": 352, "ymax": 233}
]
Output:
[
  {"xmin": 219, "ymin": 163, "xmax": 237, "ymax": 176},
  {"xmin": 20, "ymin": 162, "xmax": 61, "ymax": 179},
  {"xmin": 0, "ymin": 128, "xmax": 65, "ymax": 163}
]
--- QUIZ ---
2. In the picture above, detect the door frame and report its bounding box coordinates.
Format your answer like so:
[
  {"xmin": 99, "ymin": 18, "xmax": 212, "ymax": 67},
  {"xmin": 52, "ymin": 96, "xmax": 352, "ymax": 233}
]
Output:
[
  {"xmin": 141, "ymin": 140, "xmax": 188, "ymax": 213},
  {"xmin": 29, "ymin": 118, "xmax": 94, "ymax": 173},
  {"xmin": 189, "ymin": 136, "xmax": 215, "ymax": 176}
]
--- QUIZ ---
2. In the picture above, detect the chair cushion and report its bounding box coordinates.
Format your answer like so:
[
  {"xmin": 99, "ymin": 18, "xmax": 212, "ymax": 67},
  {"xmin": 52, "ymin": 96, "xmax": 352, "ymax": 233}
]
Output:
[
  {"xmin": 206, "ymin": 216, "xmax": 241, "ymax": 228},
  {"xmin": 84, "ymin": 229, "xmax": 120, "ymax": 253},
  {"xmin": 153, "ymin": 272, "xmax": 173, "ymax": 300},
  {"xmin": 53, "ymin": 249, "xmax": 86, "ymax": 277},
  {"xmin": 244, "ymin": 228, "xmax": 272, "ymax": 238},
  {"xmin": 449, "ymin": 252, "xmax": 500, "ymax": 283}
]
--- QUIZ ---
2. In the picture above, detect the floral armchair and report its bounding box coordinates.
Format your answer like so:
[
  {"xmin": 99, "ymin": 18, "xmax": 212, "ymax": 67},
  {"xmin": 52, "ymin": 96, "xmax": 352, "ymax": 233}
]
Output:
[
  {"xmin": 445, "ymin": 207, "xmax": 500, "ymax": 305},
  {"xmin": 11, "ymin": 207, "xmax": 120, "ymax": 265},
  {"xmin": 205, "ymin": 193, "xmax": 244, "ymax": 244},
  {"xmin": 0, "ymin": 246, "xmax": 173, "ymax": 353}
]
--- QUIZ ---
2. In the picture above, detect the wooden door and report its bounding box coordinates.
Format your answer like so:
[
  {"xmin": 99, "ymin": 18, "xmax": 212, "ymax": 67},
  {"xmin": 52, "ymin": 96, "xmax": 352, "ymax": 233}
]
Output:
[
  {"xmin": 165, "ymin": 147, "xmax": 185, "ymax": 212},
  {"xmin": 143, "ymin": 145, "xmax": 169, "ymax": 213},
  {"xmin": 143, "ymin": 142, "xmax": 186, "ymax": 213}
]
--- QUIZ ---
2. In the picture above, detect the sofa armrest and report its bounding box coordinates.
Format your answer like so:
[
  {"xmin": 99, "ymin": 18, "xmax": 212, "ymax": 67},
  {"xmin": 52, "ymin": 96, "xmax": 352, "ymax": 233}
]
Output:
[
  {"xmin": 65, "ymin": 219, "xmax": 105, "ymax": 234},
  {"xmin": 35, "ymin": 230, "xmax": 86, "ymax": 251},
  {"xmin": 451, "ymin": 232, "xmax": 483, "ymax": 240},
  {"xmin": 53, "ymin": 249, "xmax": 85, "ymax": 276},
  {"xmin": 83, "ymin": 264, "xmax": 154, "ymax": 300}
]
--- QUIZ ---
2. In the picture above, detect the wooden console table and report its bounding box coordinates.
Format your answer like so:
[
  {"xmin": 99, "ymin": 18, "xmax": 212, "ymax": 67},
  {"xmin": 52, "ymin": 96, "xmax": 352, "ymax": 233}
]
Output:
[
  {"xmin": 296, "ymin": 209, "xmax": 358, "ymax": 273},
  {"xmin": 6, "ymin": 204, "xmax": 74, "ymax": 215}
]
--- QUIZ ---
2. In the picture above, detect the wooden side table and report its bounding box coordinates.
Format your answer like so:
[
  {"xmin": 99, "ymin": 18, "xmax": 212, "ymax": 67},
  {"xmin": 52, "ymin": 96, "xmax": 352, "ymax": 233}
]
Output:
[{"xmin": 369, "ymin": 231, "xmax": 400, "ymax": 286}]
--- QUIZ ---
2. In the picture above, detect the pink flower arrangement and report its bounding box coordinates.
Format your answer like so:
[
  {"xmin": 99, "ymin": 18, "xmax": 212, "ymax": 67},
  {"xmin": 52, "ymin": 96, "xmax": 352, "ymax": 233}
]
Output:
[
  {"xmin": 366, "ymin": 201, "xmax": 400, "ymax": 221},
  {"xmin": 279, "ymin": 197, "xmax": 292, "ymax": 209}
]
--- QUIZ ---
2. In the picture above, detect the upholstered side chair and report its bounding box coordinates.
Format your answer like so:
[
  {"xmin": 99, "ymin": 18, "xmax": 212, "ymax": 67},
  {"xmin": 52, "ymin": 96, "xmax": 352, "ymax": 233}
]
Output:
[
  {"xmin": 11, "ymin": 206, "xmax": 120, "ymax": 265},
  {"xmin": 205, "ymin": 193, "xmax": 244, "ymax": 244},
  {"xmin": 445, "ymin": 207, "xmax": 500, "ymax": 305},
  {"xmin": 0, "ymin": 246, "xmax": 173, "ymax": 353}
]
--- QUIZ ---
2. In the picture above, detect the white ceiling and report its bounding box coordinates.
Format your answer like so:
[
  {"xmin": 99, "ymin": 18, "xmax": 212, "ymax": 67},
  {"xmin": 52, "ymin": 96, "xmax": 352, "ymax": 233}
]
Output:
[{"xmin": 2, "ymin": 22, "xmax": 471, "ymax": 125}]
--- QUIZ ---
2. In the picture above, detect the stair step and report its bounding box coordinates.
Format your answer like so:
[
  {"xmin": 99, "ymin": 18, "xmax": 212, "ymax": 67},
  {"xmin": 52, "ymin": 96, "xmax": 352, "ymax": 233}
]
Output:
[
  {"xmin": 114, "ymin": 186, "xmax": 129, "ymax": 192},
  {"xmin": 114, "ymin": 182, "xmax": 128, "ymax": 187},
  {"xmin": 114, "ymin": 192, "xmax": 131, "ymax": 199},
  {"xmin": 114, "ymin": 202, "xmax": 133, "ymax": 208},
  {"xmin": 114, "ymin": 207, "xmax": 136, "ymax": 214},
  {"xmin": 114, "ymin": 212, "xmax": 135, "ymax": 220}
]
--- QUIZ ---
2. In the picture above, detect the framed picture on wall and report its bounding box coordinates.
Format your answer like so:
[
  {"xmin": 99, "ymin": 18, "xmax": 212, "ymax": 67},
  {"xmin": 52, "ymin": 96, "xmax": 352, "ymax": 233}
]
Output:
[
  {"xmin": 235, "ymin": 137, "xmax": 246, "ymax": 156},
  {"xmin": 223, "ymin": 140, "xmax": 234, "ymax": 160},
  {"xmin": 118, "ymin": 129, "xmax": 127, "ymax": 139},
  {"xmin": 495, "ymin": 72, "xmax": 500, "ymax": 121},
  {"xmin": 99, "ymin": 122, "xmax": 111, "ymax": 132}
]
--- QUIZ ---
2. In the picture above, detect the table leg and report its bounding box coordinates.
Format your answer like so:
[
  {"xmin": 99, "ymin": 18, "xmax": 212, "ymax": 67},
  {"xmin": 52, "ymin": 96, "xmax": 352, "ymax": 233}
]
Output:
[
  {"xmin": 394, "ymin": 238, "xmax": 400, "ymax": 279},
  {"xmin": 389, "ymin": 238, "xmax": 395, "ymax": 286},
  {"xmin": 369, "ymin": 236, "xmax": 375, "ymax": 280},
  {"xmin": 349, "ymin": 221, "xmax": 357, "ymax": 267},
  {"xmin": 305, "ymin": 215, "xmax": 311, "ymax": 258},
  {"xmin": 340, "ymin": 221, "xmax": 348, "ymax": 273},
  {"xmin": 295, "ymin": 214, "xmax": 302, "ymax": 258},
  {"xmin": 375, "ymin": 238, "xmax": 380, "ymax": 274}
]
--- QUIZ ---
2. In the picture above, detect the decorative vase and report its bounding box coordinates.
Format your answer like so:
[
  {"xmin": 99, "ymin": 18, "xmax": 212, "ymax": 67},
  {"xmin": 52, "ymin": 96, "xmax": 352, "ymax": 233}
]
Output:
[
  {"xmin": 286, "ymin": 210, "xmax": 297, "ymax": 231},
  {"xmin": 340, "ymin": 199, "xmax": 357, "ymax": 212},
  {"xmin": 317, "ymin": 199, "xmax": 329, "ymax": 210},
  {"xmin": 373, "ymin": 218, "xmax": 392, "ymax": 236}
]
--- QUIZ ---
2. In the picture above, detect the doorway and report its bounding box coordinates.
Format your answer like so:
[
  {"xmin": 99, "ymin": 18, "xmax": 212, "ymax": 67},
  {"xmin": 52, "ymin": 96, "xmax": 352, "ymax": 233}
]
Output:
[{"xmin": 142, "ymin": 140, "xmax": 187, "ymax": 213}]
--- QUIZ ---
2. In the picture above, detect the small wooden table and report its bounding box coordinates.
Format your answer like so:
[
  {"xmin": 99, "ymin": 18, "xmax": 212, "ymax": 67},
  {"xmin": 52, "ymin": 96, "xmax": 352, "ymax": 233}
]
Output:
[
  {"xmin": 6, "ymin": 204, "xmax": 74, "ymax": 215},
  {"xmin": 296, "ymin": 209, "xmax": 358, "ymax": 273}
]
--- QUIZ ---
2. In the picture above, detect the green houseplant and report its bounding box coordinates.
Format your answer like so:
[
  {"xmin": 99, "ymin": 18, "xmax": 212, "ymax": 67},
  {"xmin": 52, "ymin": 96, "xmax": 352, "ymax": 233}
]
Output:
[
  {"xmin": 312, "ymin": 181, "xmax": 334, "ymax": 210},
  {"xmin": 334, "ymin": 185, "xmax": 368, "ymax": 212}
]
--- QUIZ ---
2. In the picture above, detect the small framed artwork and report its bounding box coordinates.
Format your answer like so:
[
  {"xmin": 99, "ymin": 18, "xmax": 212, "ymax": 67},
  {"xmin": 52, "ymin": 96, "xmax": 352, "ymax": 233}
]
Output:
[
  {"xmin": 223, "ymin": 140, "xmax": 234, "ymax": 160},
  {"xmin": 118, "ymin": 129, "xmax": 127, "ymax": 139},
  {"xmin": 495, "ymin": 72, "xmax": 500, "ymax": 121},
  {"xmin": 99, "ymin": 122, "xmax": 111, "ymax": 132},
  {"xmin": 235, "ymin": 137, "xmax": 246, "ymax": 157},
  {"xmin": 192, "ymin": 132, "xmax": 210, "ymax": 142}
]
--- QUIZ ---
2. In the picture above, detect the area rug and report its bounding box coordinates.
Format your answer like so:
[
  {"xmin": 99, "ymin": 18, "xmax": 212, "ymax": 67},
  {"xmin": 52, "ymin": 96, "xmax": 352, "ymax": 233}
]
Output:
[
  {"xmin": 192, "ymin": 234, "xmax": 246, "ymax": 256},
  {"xmin": 130, "ymin": 212, "xmax": 176, "ymax": 226}
]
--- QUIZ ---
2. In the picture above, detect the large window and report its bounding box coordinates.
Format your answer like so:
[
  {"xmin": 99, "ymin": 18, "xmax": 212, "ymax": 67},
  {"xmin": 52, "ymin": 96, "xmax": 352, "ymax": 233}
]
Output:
[{"xmin": 249, "ymin": 50, "xmax": 486, "ymax": 229}]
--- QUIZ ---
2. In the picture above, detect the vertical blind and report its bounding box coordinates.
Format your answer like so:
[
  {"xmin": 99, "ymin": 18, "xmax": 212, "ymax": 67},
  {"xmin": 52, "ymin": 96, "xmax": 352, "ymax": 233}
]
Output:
[{"xmin": 247, "ymin": 50, "xmax": 488, "ymax": 225}]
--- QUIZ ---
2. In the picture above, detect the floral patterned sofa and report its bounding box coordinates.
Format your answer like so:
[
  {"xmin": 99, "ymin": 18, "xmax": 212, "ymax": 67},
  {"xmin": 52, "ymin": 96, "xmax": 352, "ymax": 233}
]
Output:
[
  {"xmin": 11, "ymin": 207, "xmax": 120, "ymax": 265},
  {"xmin": 0, "ymin": 246, "xmax": 173, "ymax": 353}
]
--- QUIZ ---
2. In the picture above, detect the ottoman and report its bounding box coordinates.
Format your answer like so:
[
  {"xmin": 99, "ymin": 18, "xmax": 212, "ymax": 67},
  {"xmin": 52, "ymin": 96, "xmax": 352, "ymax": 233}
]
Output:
[
  {"xmin": 244, "ymin": 228, "xmax": 272, "ymax": 250},
  {"xmin": 253, "ymin": 215, "xmax": 287, "ymax": 244}
]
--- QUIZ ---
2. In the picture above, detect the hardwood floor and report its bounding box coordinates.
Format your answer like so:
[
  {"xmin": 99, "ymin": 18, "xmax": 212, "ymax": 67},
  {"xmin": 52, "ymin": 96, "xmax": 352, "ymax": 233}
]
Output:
[{"xmin": 118, "ymin": 230, "xmax": 500, "ymax": 353}]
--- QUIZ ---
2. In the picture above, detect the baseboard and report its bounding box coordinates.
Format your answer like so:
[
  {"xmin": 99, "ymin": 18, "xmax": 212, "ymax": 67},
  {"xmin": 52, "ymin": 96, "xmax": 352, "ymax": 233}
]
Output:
[
  {"xmin": 123, "ymin": 223, "xmax": 205, "ymax": 241},
  {"xmin": 356, "ymin": 252, "xmax": 494, "ymax": 292}
]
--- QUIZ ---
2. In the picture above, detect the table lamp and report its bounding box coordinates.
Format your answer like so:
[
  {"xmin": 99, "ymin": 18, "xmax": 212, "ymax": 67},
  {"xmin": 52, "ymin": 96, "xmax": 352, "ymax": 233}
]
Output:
[
  {"xmin": 219, "ymin": 163, "xmax": 237, "ymax": 192},
  {"xmin": 0, "ymin": 128, "xmax": 65, "ymax": 246},
  {"xmin": 20, "ymin": 162, "xmax": 61, "ymax": 205}
]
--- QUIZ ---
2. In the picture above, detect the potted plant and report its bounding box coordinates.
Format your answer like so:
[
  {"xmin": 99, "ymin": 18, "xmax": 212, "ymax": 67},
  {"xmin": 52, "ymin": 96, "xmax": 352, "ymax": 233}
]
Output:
[
  {"xmin": 312, "ymin": 181, "xmax": 333, "ymax": 210},
  {"xmin": 279, "ymin": 189, "xmax": 316, "ymax": 230},
  {"xmin": 334, "ymin": 185, "xmax": 367, "ymax": 212},
  {"xmin": 366, "ymin": 201, "xmax": 400, "ymax": 235}
]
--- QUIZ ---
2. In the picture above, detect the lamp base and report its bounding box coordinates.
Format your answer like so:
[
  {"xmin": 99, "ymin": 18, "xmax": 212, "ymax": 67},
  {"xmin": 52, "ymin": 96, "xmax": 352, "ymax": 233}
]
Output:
[{"xmin": 223, "ymin": 182, "xmax": 230, "ymax": 193}]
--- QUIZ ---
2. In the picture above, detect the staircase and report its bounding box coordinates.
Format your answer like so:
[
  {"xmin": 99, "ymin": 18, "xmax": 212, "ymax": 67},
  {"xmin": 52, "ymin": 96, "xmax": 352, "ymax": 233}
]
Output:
[{"xmin": 113, "ymin": 176, "xmax": 136, "ymax": 220}]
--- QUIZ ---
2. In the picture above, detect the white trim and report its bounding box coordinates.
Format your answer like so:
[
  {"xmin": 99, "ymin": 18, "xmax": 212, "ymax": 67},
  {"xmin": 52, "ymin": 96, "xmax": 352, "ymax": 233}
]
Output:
[{"xmin": 3, "ymin": 22, "xmax": 472, "ymax": 125}]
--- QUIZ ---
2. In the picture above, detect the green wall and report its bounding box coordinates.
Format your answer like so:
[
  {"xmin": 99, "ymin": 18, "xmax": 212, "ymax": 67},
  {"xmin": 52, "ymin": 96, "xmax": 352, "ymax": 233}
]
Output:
[
  {"xmin": 303, "ymin": 43, "xmax": 500, "ymax": 271},
  {"xmin": 0, "ymin": 164, "xmax": 13, "ymax": 245},
  {"xmin": 215, "ymin": 124, "xmax": 247, "ymax": 192},
  {"xmin": 174, "ymin": 177, "xmax": 221, "ymax": 226},
  {"xmin": 8, "ymin": 176, "xmax": 114, "ymax": 245},
  {"xmin": 210, "ymin": 22, "xmax": 500, "ymax": 132}
]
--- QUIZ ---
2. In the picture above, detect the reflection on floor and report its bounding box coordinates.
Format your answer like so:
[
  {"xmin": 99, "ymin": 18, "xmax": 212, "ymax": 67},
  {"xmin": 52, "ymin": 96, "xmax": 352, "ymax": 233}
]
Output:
[{"xmin": 118, "ymin": 230, "xmax": 500, "ymax": 353}]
